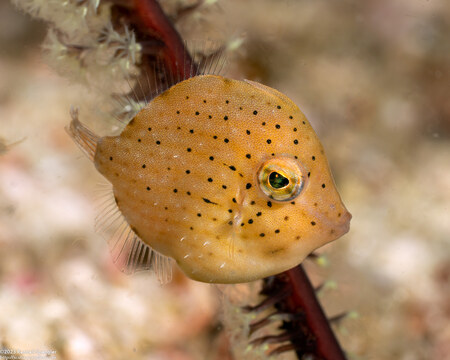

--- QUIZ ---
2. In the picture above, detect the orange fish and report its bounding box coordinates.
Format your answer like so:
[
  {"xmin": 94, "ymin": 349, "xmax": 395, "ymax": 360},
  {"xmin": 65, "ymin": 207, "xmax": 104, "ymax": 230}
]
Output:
[{"xmin": 68, "ymin": 74, "xmax": 351, "ymax": 284}]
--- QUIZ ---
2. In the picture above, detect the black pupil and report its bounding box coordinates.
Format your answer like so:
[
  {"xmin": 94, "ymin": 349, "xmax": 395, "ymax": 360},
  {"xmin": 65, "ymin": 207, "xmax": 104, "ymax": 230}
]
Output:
[{"xmin": 269, "ymin": 172, "xmax": 290, "ymax": 189}]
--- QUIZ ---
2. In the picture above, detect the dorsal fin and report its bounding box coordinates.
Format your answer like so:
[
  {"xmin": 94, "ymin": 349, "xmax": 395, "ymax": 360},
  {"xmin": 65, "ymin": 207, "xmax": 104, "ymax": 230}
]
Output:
[{"xmin": 95, "ymin": 185, "xmax": 173, "ymax": 284}]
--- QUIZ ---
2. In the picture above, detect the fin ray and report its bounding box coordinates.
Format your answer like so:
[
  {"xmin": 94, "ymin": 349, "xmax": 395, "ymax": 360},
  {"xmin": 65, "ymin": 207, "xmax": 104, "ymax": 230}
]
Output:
[
  {"xmin": 66, "ymin": 107, "xmax": 99, "ymax": 161},
  {"xmin": 95, "ymin": 185, "xmax": 173, "ymax": 284}
]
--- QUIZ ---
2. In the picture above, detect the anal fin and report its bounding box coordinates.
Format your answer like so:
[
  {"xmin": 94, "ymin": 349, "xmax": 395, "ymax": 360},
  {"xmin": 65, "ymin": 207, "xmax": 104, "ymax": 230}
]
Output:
[{"xmin": 95, "ymin": 185, "xmax": 173, "ymax": 284}]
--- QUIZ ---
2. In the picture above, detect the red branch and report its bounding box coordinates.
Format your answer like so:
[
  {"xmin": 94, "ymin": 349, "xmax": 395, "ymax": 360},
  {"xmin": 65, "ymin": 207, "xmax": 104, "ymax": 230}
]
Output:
[
  {"xmin": 284, "ymin": 265, "xmax": 346, "ymax": 360},
  {"xmin": 132, "ymin": 0, "xmax": 195, "ymax": 81}
]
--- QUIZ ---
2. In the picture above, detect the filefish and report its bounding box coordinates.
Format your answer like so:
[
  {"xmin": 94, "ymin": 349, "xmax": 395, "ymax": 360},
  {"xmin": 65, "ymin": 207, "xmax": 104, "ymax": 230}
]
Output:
[{"xmin": 68, "ymin": 75, "xmax": 351, "ymax": 284}]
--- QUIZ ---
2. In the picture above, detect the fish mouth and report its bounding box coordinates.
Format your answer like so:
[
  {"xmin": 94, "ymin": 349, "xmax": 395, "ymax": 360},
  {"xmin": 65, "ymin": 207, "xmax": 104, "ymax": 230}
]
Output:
[{"xmin": 335, "ymin": 210, "xmax": 352, "ymax": 237}]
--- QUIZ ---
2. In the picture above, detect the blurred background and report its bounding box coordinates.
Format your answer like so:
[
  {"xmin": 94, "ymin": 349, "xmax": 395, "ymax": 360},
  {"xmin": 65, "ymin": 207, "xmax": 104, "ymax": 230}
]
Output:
[{"xmin": 0, "ymin": 0, "xmax": 448, "ymax": 359}]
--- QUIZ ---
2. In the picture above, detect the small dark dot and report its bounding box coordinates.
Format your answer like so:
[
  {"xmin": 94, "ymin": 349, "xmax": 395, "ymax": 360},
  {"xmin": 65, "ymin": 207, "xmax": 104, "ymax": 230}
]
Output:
[
  {"xmin": 271, "ymin": 153, "xmax": 275, "ymax": 156},
  {"xmin": 187, "ymin": 191, "xmax": 191, "ymax": 196},
  {"xmin": 246, "ymin": 130, "xmax": 251, "ymax": 135},
  {"xmin": 253, "ymin": 110, "xmax": 258, "ymax": 115},
  {"xmin": 176, "ymin": 110, "xmax": 180, "ymax": 114},
  {"xmin": 224, "ymin": 115, "xmax": 228, "ymax": 120},
  {"xmin": 213, "ymin": 218, "xmax": 217, "ymax": 221},
  {"xmin": 222, "ymin": 185, "xmax": 227, "ymax": 189},
  {"xmin": 291, "ymin": 201, "xmax": 295, "ymax": 205},
  {"xmin": 209, "ymin": 156, "xmax": 214, "ymax": 161},
  {"xmin": 303, "ymin": 121, "xmax": 306, "ymax": 125},
  {"xmin": 294, "ymin": 155, "xmax": 298, "ymax": 159},
  {"xmin": 177, "ymin": 126, "xmax": 181, "ymax": 130},
  {"xmin": 186, "ymin": 170, "xmax": 191, "ymax": 174},
  {"xmin": 164, "ymin": 207, "xmax": 168, "ymax": 210},
  {"xmin": 109, "ymin": 156, "xmax": 113, "ymax": 161},
  {"xmin": 248, "ymin": 219, "xmax": 253, "ymax": 224},
  {"xmin": 275, "ymin": 229, "xmax": 280, "ymax": 234},
  {"xmin": 246, "ymin": 183, "xmax": 252, "ymax": 189},
  {"xmin": 224, "ymin": 138, "xmax": 229, "ymax": 143},
  {"xmin": 190, "ymin": 227, "xmax": 194, "ymax": 230},
  {"xmin": 267, "ymin": 139, "xmax": 272, "ymax": 144},
  {"xmin": 156, "ymin": 140, "xmax": 161, "ymax": 145},
  {"xmin": 308, "ymin": 172, "xmax": 311, "ymax": 177},
  {"xmin": 186, "ymin": 96, "xmax": 189, "ymax": 100},
  {"xmin": 232, "ymin": 198, "xmax": 237, "ymax": 203},
  {"xmin": 241, "ymin": 223, "xmax": 245, "ymax": 227},
  {"xmin": 296, "ymin": 236, "xmax": 301, "ymax": 240},
  {"xmin": 246, "ymin": 154, "xmax": 251, "ymax": 159},
  {"xmin": 260, "ymin": 233, "xmax": 265, "ymax": 237},
  {"xmin": 239, "ymin": 106, "xmax": 243, "ymax": 110},
  {"xmin": 322, "ymin": 184, "xmax": 326, "ymax": 188},
  {"xmin": 146, "ymin": 186, "xmax": 150, "ymax": 191},
  {"xmin": 294, "ymin": 139, "xmax": 299, "ymax": 145},
  {"xmin": 142, "ymin": 164, "xmax": 146, "ymax": 168},
  {"xmin": 312, "ymin": 156, "xmax": 316, "ymax": 161},
  {"xmin": 262, "ymin": 122, "xmax": 266, "ymax": 126},
  {"xmin": 189, "ymin": 129, "xmax": 194, "ymax": 134},
  {"xmin": 173, "ymin": 189, "xmax": 178, "ymax": 193},
  {"xmin": 228, "ymin": 209, "xmax": 233, "ymax": 213},
  {"xmin": 213, "ymin": 135, "xmax": 218, "ymax": 139},
  {"xmin": 267, "ymin": 201, "xmax": 272, "ymax": 207},
  {"xmin": 187, "ymin": 148, "xmax": 192, "ymax": 152},
  {"xmin": 228, "ymin": 221, "xmax": 233, "ymax": 226},
  {"xmin": 294, "ymin": 128, "xmax": 297, "ymax": 132},
  {"xmin": 311, "ymin": 221, "xmax": 316, "ymax": 226},
  {"xmin": 208, "ymin": 177, "xmax": 213, "ymax": 182},
  {"xmin": 208, "ymin": 115, "xmax": 212, "ymax": 119},
  {"xmin": 277, "ymin": 105, "xmax": 281, "ymax": 109},
  {"xmin": 138, "ymin": 139, "xmax": 141, "ymax": 142},
  {"xmin": 338, "ymin": 212, "xmax": 342, "ymax": 217},
  {"xmin": 148, "ymin": 127, "xmax": 152, "ymax": 131},
  {"xmin": 256, "ymin": 212, "xmax": 262, "ymax": 216},
  {"xmin": 275, "ymin": 124, "xmax": 280, "ymax": 129},
  {"xmin": 284, "ymin": 216, "xmax": 289, "ymax": 221},
  {"xmin": 197, "ymin": 213, "xmax": 202, "ymax": 217},
  {"xmin": 229, "ymin": 165, "xmax": 236, "ymax": 171},
  {"xmin": 203, "ymin": 99, "xmax": 207, "ymax": 103},
  {"xmin": 250, "ymin": 201, "xmax": 256, "ymax": 205},
  {"xmin": 226, "ymin": 100, "xmax": 229, "ymax": 104},
  {"xmin": 195, "ymin": 111, "xmax": 200, "ymax": 115},
  {"xmin": 289, "ymin": 115, "xmax": 293, "ymax": 119}
]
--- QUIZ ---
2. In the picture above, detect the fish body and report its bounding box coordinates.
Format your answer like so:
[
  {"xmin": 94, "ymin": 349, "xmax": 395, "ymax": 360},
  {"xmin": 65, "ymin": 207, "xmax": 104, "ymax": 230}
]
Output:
[{"xmin": 69, "ymin": 75, "xmax": 351, "ymax": 283}]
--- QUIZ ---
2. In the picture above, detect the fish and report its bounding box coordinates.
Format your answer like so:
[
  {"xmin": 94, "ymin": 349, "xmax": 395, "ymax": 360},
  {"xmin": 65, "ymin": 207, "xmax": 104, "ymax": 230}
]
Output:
[{"xmin": 67, "ymin": 74, "xmax": 351, "ymax": 284}]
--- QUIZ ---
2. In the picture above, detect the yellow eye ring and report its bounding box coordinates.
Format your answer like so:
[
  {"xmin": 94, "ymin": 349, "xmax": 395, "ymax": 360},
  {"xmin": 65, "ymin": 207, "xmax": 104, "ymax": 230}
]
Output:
[{"xmin": 257, "ymin": 157, "xmax": 306, "ymax": 202}]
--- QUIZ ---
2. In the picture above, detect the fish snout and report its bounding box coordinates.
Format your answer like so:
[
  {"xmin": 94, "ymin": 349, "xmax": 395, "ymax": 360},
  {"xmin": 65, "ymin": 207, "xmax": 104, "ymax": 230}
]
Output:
[{"xmin": 335, "ymin": 209, "xmax": 352, "ymax": 237}]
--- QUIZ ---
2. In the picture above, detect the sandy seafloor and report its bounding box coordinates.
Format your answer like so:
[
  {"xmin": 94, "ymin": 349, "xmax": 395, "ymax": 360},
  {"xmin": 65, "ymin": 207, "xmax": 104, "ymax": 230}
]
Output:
[{"xmin": 0, "ymin": 0, "xmax": 449, "ymax": 359}]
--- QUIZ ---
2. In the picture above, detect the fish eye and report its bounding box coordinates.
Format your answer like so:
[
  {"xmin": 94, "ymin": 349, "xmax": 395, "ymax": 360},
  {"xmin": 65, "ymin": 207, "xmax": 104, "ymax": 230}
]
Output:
[
  {"xmin": 258, "ymin": 157, "xmax": 306, "ymax": 202},
  {"xmin": 268, "ymin": 171, "xmax": 290, "ymax": 189}
]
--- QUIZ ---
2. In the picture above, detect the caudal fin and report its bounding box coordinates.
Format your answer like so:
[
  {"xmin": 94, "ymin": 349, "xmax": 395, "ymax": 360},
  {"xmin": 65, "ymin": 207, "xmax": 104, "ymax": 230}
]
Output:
[{"xmin": 66, "ymin": 107, "xmax": 99, "ymax": 161}]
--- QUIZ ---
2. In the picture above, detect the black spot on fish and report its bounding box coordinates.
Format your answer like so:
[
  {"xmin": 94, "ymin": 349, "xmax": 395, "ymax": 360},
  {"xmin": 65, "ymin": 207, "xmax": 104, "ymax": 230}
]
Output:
[{"xmin": 202, "ymin": 198, "xmax": 218, "ymax": 205}]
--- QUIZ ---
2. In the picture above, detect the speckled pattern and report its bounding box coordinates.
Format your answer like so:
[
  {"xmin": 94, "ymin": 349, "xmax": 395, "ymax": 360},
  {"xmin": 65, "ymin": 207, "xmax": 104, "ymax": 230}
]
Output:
[{"xmin": 76, "ymin": 75, "xmax": 352, "ymax": 283}]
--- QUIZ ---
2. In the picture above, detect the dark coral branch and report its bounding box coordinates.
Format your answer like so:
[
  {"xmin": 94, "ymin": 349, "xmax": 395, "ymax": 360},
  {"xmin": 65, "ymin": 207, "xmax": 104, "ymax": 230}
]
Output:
[
  {"xmin": 273, "ymin": 265, "xmax": 347, "ymax": 359},
  {"xmin": 108, "ymin": 0, "xmax": 196, "ymax": 99},
  {"xmin": 132, "ymin": 0, "xmax": 195, "ymax": 81}
]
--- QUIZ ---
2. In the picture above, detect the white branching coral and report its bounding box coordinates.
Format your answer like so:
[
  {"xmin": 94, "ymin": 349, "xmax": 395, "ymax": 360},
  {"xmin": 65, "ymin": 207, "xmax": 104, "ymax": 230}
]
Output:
[{"xmin": 13, "ymin": 0, "xmax": 142, "ymax": 120}]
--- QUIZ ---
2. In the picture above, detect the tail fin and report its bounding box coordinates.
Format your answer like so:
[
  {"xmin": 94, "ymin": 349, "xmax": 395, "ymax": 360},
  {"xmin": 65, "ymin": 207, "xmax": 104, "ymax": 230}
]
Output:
[{"xmin": 66, "ymin": 107, "xmax": 99, "ymax": 161}]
